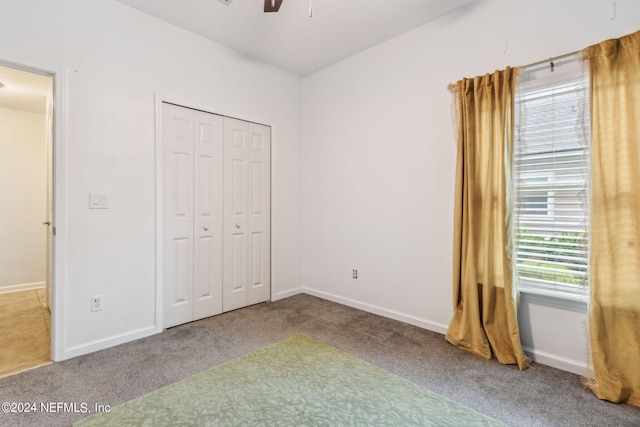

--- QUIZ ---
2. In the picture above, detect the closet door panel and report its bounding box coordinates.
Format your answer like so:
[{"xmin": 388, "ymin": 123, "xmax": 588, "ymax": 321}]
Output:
[
  {"xmin": 163, "ymin": 103, "xmax": 195, "ymax": 328},
  {"xmin": 223, "ymin": 117, "xmax": 250, "ymax": 312},
  {"xmin": 193, "ymin": 111, "xmax": 224, "ymax": 320},
  {"xmin": 248, "ymin": 123, "xmax": 271, "ymax": 305}
]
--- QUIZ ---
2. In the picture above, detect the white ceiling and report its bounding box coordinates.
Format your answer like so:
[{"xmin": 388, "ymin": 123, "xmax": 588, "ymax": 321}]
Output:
[
  {"xmin": 114, "ymin": 0, "xmax": 475, "ymax": 76},
  {"xmin": 0, "ymin": 65, "xmax": 51, "ymax": 114}
]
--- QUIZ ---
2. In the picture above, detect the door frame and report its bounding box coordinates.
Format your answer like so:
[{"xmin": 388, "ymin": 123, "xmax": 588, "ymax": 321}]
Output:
[
  {"xmin": 154, "ymin": 93, "xmax": 274, "ymax": 332},
  {"xmin": 0, "ymin": 53, "xmax": 68, "ymax": 362}
]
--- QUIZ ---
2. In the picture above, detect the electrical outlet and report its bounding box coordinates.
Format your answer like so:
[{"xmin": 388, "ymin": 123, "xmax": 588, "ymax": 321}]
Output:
[
  {"xmin": 353, "ymin": 269, "xmax": 358, "ymax": 279},
  {"xmin": 91, "ymin": 295, "xmax": 103, "ymax": 312}
]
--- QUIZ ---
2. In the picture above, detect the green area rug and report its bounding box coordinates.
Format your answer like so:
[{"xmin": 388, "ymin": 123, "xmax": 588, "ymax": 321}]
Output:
[{"xmin": 75, "ymin": 334, "xmax": 503, "ymax": 426}]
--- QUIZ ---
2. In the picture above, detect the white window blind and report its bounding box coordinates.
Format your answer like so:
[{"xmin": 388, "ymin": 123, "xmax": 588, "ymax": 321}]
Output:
[{"xmin": 513, "ymin": 56, "xmax": 590, "ymax": 300}]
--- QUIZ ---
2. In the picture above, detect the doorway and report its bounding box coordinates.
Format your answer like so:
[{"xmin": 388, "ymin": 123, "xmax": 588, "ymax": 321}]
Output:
[{"xmin": 0, "ymin": 64, "xmax": 53, "ymax": 376}]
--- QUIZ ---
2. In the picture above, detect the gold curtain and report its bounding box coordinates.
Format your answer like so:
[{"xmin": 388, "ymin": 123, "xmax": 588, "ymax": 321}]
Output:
[
  {"xmin": 587, "ymin": 30, "xmax": 640, "ymax": 406},
  {"xmin": 446, "ymin": 68, "xmax": 530, "ymax": 370}
]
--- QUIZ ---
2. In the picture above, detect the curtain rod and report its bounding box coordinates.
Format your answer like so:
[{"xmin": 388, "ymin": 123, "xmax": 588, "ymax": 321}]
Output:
[
  {"xmin": 450, "ymin": 48, "xmax": 584, "ymax": 87},
  {"xmin": 521, "ymin": 49, "xmax": 583, "ymax": 73}
]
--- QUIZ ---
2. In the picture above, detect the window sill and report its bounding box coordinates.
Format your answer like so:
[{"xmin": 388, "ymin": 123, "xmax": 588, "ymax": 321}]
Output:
[{"xmin": 518, "ymin": 286, "xmax": 588, "ymax": 311}]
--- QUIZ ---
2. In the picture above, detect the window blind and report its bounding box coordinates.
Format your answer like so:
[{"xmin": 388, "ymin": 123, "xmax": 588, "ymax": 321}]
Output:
[{"xmin": 513, "ymin": 57, "xmax": 590, "ymax": 299}]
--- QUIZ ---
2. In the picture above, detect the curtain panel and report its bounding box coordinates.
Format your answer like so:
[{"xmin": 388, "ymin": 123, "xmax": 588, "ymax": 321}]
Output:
[
  {"xmin": 446, "ymin": 68, "xmax": 530, "ymax": 371},
  {"xmin": 586, "ymin": 29, "xmax": 640, "ymax": 407}
]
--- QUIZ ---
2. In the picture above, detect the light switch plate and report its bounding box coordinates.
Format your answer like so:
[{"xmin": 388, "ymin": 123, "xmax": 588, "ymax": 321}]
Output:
[{"xmin": 89, "ymin": 192, "xmax": 110, "ymax": 209}]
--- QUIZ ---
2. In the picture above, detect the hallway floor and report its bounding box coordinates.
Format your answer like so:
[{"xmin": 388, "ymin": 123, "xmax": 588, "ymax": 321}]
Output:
[{"xmin": 0, "ymin": 289, "xmax": 51, "ymax": 377}]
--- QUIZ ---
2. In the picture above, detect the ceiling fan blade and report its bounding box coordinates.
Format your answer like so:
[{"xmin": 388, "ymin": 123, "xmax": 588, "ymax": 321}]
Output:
[{"xmin": 264, "ymin": 0, "xmax": 283, "ymax": 13}]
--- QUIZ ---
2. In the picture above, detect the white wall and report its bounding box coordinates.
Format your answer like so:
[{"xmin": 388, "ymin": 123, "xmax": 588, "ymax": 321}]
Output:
[
  {"xmin": 0, "ymin": 107, "xmax": 47, "ymax": 291},
  {"xmin": 0, "ymin": 0, "xmax": 303, "ymax": 359},
  {"xmin": 301, "ymin": 0, "xmax": 640, "ymax": 374}
]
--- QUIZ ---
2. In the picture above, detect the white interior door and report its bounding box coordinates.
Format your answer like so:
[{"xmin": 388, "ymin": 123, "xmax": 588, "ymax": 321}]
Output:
[
  {"xmin": 163, "ymin": 103, "xmax": 195, "ymax": 328},
  {"xmin": 247, "ymin": 123, "xmax": 271, "ymax": 305},
  {"xmin": 163, "ymin": 105, "xmax": 270, "ymax": 323},
  {"xmin": 223, "ymin": 118, "xmax": 271, "ymax": 311},
  {"xmin": 45, "ymin": 82, "xmax": 54, "ymax": 309},
  {"xmin": 223, "ymin": 117, "xmax": 249, "ymax": 311},
  {"xmin": 193, "ymin": 111, "xmax": 223, "ymax": 320},
  {"xmin": 163, "ymin": 103, "xmax": 224, "ymax": 328}
]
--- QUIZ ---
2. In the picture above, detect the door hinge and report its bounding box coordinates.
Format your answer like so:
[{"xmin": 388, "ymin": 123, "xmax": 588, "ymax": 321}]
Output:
[{"xmin": 53, "ymin": 226, "xmax": 57, "ymax": 236}]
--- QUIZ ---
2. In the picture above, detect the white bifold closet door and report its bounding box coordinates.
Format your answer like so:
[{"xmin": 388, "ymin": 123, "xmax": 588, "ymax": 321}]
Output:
[
  {"xmin": 223, "ymin": 117, "xmax": 271, "ymax": 312},
  {"xmin": 163, "ymin": 103, "xmax": 224, "ymax": 328},
  {"xmin": 163, "ymin": 103, "xmax": 270, "ymax": 328}
]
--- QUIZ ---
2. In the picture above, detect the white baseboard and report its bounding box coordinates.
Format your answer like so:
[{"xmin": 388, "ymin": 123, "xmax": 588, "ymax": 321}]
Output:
[
  {"xmin": 299, "ymin": 288, "xmax": 587, "ymax": 376},
  {"xmin": 59, "ymin": 290, "xmax": 586, "ymax": 376},
  {"xmin": 0, "ymin": 281, "xmax": 46, "ymax": 294},
  {"xmin": 63, "ymin": 326, "xmax": 157, "ymax": 360},
  {"xmin": 523, "ymin": 346, "xmax": 587, "ymax": 376},
  {"xmin": 272, "ymin": 287, "xmax": 304, "ymax": 301},
  {"xmin": 301, "ymin": 287, "xmax": 449, "ymax": 335}
]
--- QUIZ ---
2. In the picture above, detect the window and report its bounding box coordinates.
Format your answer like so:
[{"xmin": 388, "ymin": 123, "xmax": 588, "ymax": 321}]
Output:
[{"xmin": 513, "ymin": 56, "xmax": 590, "ymax": 300}]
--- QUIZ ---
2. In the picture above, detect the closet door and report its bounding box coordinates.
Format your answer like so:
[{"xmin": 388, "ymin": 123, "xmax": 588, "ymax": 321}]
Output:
[
  {"xmin": 223, "ymin": 118, "xmax": 250, "ymax": 311},
  {"xmin": 163, "ymin": 103, "xmax": 223, "ymax": 328},
  {"xmin": 223, "ymin": 118, "xmax": 271, "ymax": 311},
  {"xmin": 247, "ymin": 123, "xmax": 271, "ymax": 305},
  {"xmin": 163, "ymin": 103, "xmax": 195, "ymax": 328},
  {"xmin": 193, "ymin": 111, "xmax": 224, "ymax": 320}
]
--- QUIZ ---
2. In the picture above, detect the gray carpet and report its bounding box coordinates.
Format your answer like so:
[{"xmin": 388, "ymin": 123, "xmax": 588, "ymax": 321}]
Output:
[{"xmin": 0, "ymin": 294, "xmax": 638, "ymax": 426}]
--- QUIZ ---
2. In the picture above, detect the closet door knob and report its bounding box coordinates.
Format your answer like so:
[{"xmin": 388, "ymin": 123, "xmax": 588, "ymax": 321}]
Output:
[
  {"xmin": 203, "ymin": 225, "xmax": 209, "ymax": 231},
  {"xmin": 235, "ymin": 223, "xmax": 241, "ymax": 229}
]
